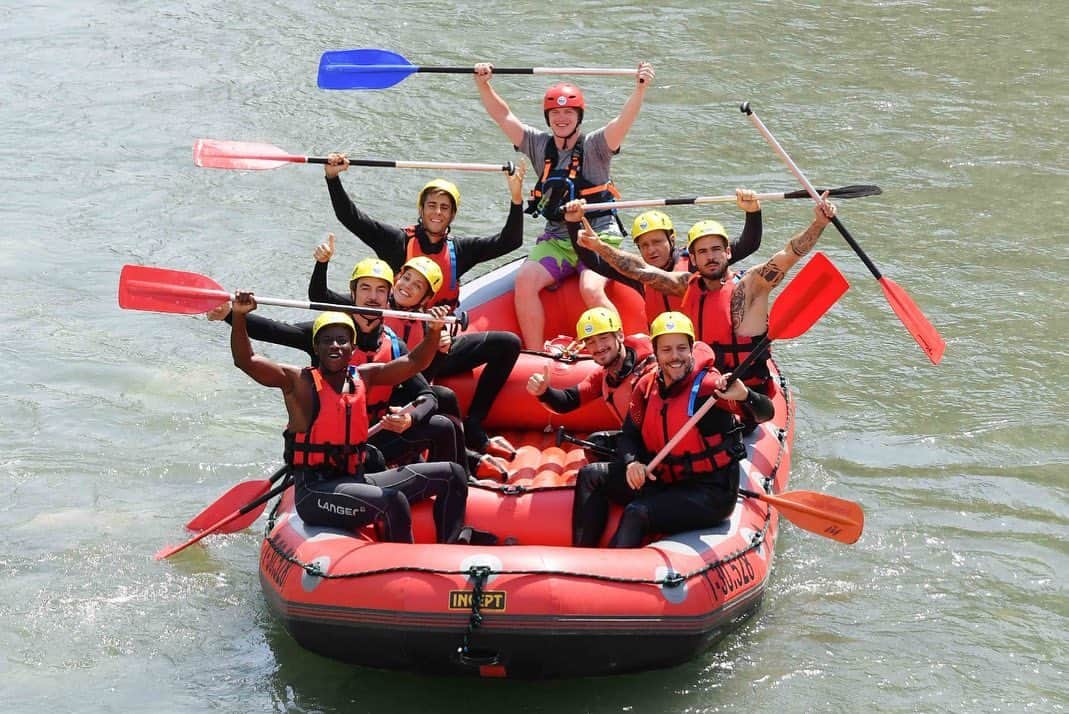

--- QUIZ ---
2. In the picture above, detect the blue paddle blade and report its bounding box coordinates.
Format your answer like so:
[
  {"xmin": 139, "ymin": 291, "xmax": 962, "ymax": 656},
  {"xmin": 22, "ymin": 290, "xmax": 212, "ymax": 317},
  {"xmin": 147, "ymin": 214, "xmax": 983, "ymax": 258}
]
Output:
[{"xmin": 317, "ymin": 48, "xmax": 417, "ymax": 90}]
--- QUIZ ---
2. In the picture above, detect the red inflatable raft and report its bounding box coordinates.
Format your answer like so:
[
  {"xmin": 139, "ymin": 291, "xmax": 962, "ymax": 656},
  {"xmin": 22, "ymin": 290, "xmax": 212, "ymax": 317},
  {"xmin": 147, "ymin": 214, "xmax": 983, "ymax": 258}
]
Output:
[{"xmin": 258, "ymin": 259, "xmax": 794, "ymax": 678}]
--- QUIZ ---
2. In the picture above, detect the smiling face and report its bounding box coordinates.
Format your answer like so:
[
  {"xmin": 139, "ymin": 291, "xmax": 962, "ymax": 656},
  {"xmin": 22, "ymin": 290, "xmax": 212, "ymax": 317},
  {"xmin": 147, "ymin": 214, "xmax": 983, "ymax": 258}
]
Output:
[
  {"xmin": 419, "ymin": 190, "xmax": 456, "ymax": 237},
  {"xmin": 654, "ymin": 333, "xmax": 694, "ymax": 386},
  {"xmin": 583, "ymin": 331, "xmax": 623, "ymax": 368},
  {"xmin": 635, "ymin": 229, "xmax": 675, "ymax": 270},
  {"xmin": 690, "ymin": 234, "xmax": 731, "ymax": 282},
  {"xmin": 350, "ymin": 276, "xmax": 392, "ymax": 330},
  {"xmin": 314, "ymin": 324, "xmax": 355, "ymax": 373},
  {"xmin": 392, "ymin": 267, "xmax": 433, "ymax": 309},
  {"xmin": 546, "ymin": 106, "xmax": 581, "ymax": 139}
]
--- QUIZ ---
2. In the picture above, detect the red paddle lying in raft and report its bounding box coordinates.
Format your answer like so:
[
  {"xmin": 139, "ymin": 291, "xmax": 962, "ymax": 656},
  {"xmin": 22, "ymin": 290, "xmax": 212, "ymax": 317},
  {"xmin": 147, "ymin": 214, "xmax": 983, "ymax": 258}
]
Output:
[
  {"xmin": 741, "ymin": 101, "xmax": 945, "ymax": 365},
  {"xmin": 193, "ymin": 138, "xmax": 516, "ymax": 174},
  {"xmin": 117, "ymin": 264, "xmax": 468, "ymax": 329},
  {"xmin": 643, "ymin": 250, "xmax": 865, "ymax": 545}
]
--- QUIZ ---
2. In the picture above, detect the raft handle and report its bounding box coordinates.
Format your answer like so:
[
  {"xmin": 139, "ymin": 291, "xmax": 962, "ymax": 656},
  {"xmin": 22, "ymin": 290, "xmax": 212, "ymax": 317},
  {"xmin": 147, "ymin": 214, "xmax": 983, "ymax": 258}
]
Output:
[{"xmin": 455, "ymin": 647, "xmax": 502, "ymax": 668}]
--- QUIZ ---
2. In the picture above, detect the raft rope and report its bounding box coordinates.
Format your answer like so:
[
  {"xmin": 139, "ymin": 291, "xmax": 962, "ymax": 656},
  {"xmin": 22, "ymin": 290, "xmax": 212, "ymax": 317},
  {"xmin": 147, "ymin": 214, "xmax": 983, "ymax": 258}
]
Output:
[
  {"xmin": 457, "ymin": 565, "xmax": 491, "ymax": 658},
  {"xmin": 261, "ymin": 361, "xmax": 793, "ymax": 589}
]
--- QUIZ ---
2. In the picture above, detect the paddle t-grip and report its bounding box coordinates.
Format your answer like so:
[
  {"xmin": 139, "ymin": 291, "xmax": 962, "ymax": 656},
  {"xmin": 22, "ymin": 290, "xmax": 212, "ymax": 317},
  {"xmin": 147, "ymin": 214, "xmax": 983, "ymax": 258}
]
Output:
[{"xmin": 740, "ymin": 101, "xmax": 752, "ymax": 115}]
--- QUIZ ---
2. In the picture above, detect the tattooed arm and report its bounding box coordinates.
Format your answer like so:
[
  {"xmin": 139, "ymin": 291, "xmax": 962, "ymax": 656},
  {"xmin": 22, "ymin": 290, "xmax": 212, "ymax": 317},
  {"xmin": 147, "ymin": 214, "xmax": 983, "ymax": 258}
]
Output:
[
  {"xmin": 749, "ymin": 196, "xmax": 837, "ymax": 292},
  {"xmin": 576, "ymin": 225, "xmax": 691, "ymax": 297}
]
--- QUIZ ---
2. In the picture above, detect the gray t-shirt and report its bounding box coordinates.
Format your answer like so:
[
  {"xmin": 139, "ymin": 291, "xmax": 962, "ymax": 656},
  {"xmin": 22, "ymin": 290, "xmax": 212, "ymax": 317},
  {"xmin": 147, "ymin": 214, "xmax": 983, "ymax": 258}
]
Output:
[{"xmin": 519, "ymin": 125, "xmax": 621, "ymax": 239}]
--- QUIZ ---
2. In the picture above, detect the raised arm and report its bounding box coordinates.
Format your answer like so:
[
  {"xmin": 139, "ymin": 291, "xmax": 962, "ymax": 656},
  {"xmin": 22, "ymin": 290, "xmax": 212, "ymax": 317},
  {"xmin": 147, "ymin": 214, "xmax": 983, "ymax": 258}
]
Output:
[
  {"xmin": 324, "ymin": 157, "xmax": 409, "ymax": 270},
  {"xmin": 602, "ymin": 62, "xmax": 655, "ymax": 151},
  {"xmin": 576, "ymin": 216, "xmax": 690, "ymax": 297},
  {"xmin": 748, "ymin": 194, "xmax": 836, "ymax": 292},
  {"xmin": 728, "ymin": 189, "xmax": 763, "ymax": 265},
  {"xmin": 473, "ymin": 63, "xmax": 526, "ymax": 147},
  {"xmin": 230, "ymin": 292, "xmax": 299, "ymax": 390},
  {"xmin": 455, "ymin": 161, "xmax": 528, "ymax": 271},
  {"xmin": 308, "ymin": 236, "xmax": 356, "ymax": 305}
]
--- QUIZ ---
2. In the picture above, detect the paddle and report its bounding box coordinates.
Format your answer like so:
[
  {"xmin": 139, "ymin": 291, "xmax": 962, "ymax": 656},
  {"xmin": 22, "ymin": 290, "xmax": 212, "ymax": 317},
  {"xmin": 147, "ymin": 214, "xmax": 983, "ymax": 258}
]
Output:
[
  {"xmin": 318, "ymin": 48, "xmax": 638, "ymax": 90},
  {"xmin": 582, "ymin": 184, "xmax": 882, "ymax": 212},
  {"xmin": 739, "ymin": 488, "xmax": 864, "ymax": 545},
  {"xmin": 160, "ymin": 404, "xmax": 419, "ymax": 558},
  {"xmin": 118, "ymin": 264, "xmax": 468, "ymax": 329},
  {"xmin": 184, "ymin": 464, "xmax": 288, "ymax": 532},
  {"xmin": 740, "ymin": 102, "xmax": 946, "ymax": 365},
  {"xmin": 555, "ymin": 427, "xmax": 614, "ymax": 459},
  {"xmin": 646, "ymin": 250, "xmax": 849, "ymax": 475},
  {"xmin": 193, "ymin": 139, "xmax": 516, "ymax": 174},
  {"xmin": 155, "ymin": 476, "xmax": 292, "ymax": 560},
  {"xmin": 181, "ymin": 396, "xmax": 422, "ymax": 533},
  {"xmin": 639, "ymin": 252, "xmax": 862, "ymax": 543}
]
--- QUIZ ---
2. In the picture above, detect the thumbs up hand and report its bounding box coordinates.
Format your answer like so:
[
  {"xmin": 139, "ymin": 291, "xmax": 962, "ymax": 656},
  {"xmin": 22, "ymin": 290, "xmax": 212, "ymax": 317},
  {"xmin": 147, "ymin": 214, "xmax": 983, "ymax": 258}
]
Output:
[
  {"xmin": 314, "ymin": 233, "xmax": 336, "ymax": 263},
  {"xmin": 526, "ymin": 363, "xmax": 551, "ymax": 396}
]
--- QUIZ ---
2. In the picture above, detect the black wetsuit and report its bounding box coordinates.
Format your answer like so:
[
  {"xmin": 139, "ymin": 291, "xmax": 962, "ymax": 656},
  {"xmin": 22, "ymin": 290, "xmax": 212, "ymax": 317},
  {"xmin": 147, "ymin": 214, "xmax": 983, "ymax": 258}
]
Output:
[
  {"xmin": 295, "ymin": 462, "xmax": 468, "ymax": 544},
  {"xmin": 309, "ymin": 261, "xmax": 521, "ymax": 451},
  {"xmin": 571, "ymin": 386, "xmax": 774, "ymax": 548},
  {"xmin": 326, "ymin": 176, "xmax": 525, "ymax": 277}
]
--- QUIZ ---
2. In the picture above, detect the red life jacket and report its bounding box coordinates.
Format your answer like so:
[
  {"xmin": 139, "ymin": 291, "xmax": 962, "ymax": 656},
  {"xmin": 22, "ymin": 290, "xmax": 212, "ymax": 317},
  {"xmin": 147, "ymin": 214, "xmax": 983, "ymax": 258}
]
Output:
[
  {"xmin": 403, "ymin": 225, "xmax": 459, "ymax": 308},
  {"xmin": 347, "ymin": 325, "xmax": 403, "ymax": 421},
  {"xmin": 635, "ymin": 356, "xmax": 744, "ymax": 484},
  {"xmin": 642, "ymin": 252, "xmax": 690, "ymax": 320},
  {"xmin": 285, "ymin": 367, "xmax": 369, "ymax": 477},
  {"xmin": 599, "ymin": 335, "xmax": 657, "ymax": 425},
  {"xmin": 680, "ymin": 271, "xmax": 775, "ymax": 397},
  {"xmin": 383, "ymin": 312, "xmax": 423, "ymax": 354}
]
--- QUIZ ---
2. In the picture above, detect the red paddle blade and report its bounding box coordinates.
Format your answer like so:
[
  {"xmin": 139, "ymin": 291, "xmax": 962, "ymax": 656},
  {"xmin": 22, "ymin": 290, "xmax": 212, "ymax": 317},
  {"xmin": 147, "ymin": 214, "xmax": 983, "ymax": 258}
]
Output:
[
  {"xmin": 768, "ymin": 251, "xmax": 850, "ymax": 340},
  {"xmin": 193, "ymin": 139, "xmax": 305, "ymax": 171},
  {"xmin": 763, "ymin": 490, "xmax": 864, "ymax": 544},
  {"xmin": 878, "ymin": 276, "xmax": 946, "ymax": 365},
  {"xmin": 118, "ymin": 264, "xmax": 230, "ymax": 315},
  {"xmin": 185, "ymin": 479, "xmax": 270, "ymax": 532}
]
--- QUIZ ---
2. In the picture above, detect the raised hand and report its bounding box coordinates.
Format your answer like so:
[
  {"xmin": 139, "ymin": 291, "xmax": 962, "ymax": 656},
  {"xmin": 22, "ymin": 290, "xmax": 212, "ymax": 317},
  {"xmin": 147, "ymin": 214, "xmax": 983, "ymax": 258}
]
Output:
[
  {"xmin": 314, "ymin": 233, "xmax": 336, "ymax": 263},
  {"xmin": 324, "ymin": 152, "xmax": 349, "ymax": 179},
  {"xmin": 736, "ymin": 188, "xmax": 761, "ymax": 214}
]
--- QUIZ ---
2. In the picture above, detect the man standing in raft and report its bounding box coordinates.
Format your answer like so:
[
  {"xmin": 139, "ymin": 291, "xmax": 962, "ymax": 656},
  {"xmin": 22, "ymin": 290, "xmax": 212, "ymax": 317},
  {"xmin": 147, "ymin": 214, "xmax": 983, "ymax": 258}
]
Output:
[
  {"xmin": 576, "ymin": 196, "xmax": 838, "ymax": 405},
  {"xmin": 474, "ymin": 60, "xmax": 656, "ymax": 349},
  {"xmin": 526, "ymin": 306, "xmax": 656, "ymax": 454},
  {"xmin": 323, "ymin": 157, "xmax": 527, "ymax": 311},
  {"xmin": 230, "ymin": 296, "xmax": 468, "ymax": 544},
  {"xmin": 571, "ymin": 312, "xmax": 773, "ymax": 548}
]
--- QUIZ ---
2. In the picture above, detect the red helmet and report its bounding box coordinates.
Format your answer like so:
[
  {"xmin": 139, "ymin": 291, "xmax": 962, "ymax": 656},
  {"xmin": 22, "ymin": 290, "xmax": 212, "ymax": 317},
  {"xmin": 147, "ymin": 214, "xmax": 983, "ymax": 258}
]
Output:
[{"xmin": 543, "ymin": 83, "xmax": 585, "ymax": 125}]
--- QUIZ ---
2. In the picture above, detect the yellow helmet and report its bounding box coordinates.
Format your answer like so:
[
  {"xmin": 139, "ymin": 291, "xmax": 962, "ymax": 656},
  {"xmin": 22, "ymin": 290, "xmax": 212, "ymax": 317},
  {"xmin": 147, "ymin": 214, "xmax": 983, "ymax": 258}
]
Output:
[
  {"xmin": 312, "ymin": 311, "xmax": 356, "ymax": 343},
  {"xmin": 349, "ymin": 257, "xmax": 395, "ymax": 286},
  {"xmin": 418, "ymin": 178, "xmax": 460, "ymax": 211},
  {"xmin": 686, "ymin": 220, "xmax": 729, "ymax": 249},
  {"xmin": 631, "ymin": 210, "xmax": 675, "ymax": 241},
  {"xmin": 649, "ymin": 311, "xmax": 695, "ymax": 342},
  {"xmin": 575, "ymin": 307, "xmax": 622, "ymax": 340},
  {"xmin": 401, "ymin": 256, "xmax": 444, "ymax": 297}
]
